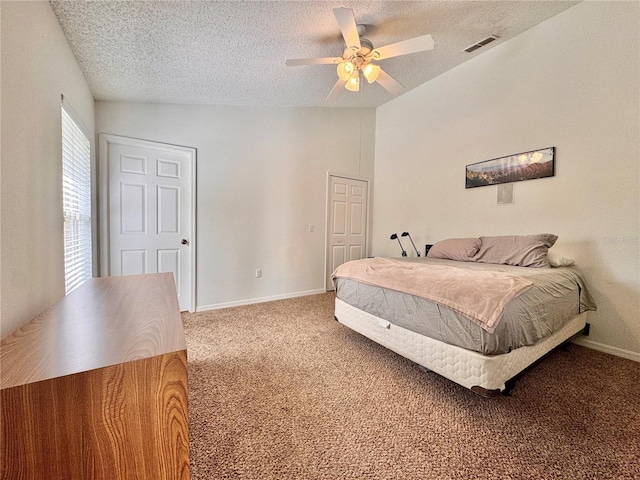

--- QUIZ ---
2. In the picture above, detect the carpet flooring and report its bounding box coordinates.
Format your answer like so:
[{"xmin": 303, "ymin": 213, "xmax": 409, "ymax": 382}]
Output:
[{"xmin": 182, "ymin": 293, "xmax": 640, "ymax": 479}]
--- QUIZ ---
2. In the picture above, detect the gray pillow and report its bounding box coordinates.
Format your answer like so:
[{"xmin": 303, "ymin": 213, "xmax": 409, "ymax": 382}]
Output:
[
  {"xmin": 427, "ymin": 237, "xmax": 481, "ymax": 261},
  {"xmin": 474, "ymin": 234, "xmax": 558, "ymax": 268}
]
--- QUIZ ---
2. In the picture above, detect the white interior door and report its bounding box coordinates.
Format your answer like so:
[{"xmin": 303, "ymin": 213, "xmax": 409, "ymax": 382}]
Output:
[
  {"xmin": 326, "ymin": 175, "xmax": 369, "ymax": 290},
  {"xmin": 99, "ymin": 135, "xmax": 196, "ymax": 311}
]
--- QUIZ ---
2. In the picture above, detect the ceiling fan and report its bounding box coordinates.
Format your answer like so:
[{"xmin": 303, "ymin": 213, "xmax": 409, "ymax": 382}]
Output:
[{"xmin": 285, "ymin": 7, "xmax": 435, "ymax": 102}]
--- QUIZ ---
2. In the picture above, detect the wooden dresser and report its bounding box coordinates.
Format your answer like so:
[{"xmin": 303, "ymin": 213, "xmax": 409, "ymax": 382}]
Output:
[{"xmin": 0, "ymin": 273, "xmax": 190, "ymax": 479}]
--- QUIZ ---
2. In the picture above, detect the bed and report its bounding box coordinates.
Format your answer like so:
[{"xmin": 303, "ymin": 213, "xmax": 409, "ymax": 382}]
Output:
[{"xmin": 332, "ymin": 234, "xmax": 597, "ymax": 397}]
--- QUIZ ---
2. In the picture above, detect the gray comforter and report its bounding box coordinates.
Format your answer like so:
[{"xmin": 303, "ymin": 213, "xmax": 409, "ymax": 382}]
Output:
[{"xmin": 335, "ymin": 258, "xmax": 596, "ymax": 355}]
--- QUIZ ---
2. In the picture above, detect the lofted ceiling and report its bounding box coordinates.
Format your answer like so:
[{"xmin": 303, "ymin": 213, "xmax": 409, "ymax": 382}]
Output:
[{"xmin": 49, "ymin": 1, "xmax": 578, "ymax": 108}]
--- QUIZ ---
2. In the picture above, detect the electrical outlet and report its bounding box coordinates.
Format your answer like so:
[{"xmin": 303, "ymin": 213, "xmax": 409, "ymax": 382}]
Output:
[
  {"xmin": 255, "ymin": 269, "xmax": 262, "ymax": 278},
  {"xmin": 308, "ymin": 224, "xmax": 314, "ymax": 232}
]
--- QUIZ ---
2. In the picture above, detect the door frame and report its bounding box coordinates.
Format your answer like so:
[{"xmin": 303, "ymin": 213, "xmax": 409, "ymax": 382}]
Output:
[
  {"xmin": 324, "ymin": 172, "xmax": 371, "ymax": 291},
  {"xmin": 98, "ymin": 133, "xmax": 197, "ymax": 311}
]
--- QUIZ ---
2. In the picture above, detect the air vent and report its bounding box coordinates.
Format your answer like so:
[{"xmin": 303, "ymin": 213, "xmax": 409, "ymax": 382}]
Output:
[{"xmin": 463, "ymin": 35, "xmax": 499, "ymax": 53}]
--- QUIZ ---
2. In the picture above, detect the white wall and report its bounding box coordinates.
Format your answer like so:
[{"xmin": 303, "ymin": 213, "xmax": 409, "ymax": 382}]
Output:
[
  {"xmin": 373, "ymin": 2, "xmax": 639, "ymax": 359},
  {"xmin": 1, "ymin": 2, "xmax": 95, "ymax": 337},
  {"xmin": 96, "ymin": 103, "xmax": 375, "ymax": 309}
]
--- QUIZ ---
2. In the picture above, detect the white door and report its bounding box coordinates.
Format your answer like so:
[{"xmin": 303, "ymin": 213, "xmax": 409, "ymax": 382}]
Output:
[
  {"xmin": 99, "ymin": 135, "xmax": 196, "ymax": 311},
  {"xmin": 326, "ymin": 175, "xmax": 369, "ymax": 290}
]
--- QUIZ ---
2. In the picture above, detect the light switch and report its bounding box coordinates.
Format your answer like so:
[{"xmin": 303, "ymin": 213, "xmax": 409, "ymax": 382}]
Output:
[{"xmin": 308, "ymin": 224, "xmax": 314, "ymax": 232}]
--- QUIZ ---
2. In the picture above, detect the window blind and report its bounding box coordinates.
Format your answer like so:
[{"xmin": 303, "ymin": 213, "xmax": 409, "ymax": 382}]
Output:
[{"xmin": 62, "ymin": 105, "xmax": 92, "ymax": 294}]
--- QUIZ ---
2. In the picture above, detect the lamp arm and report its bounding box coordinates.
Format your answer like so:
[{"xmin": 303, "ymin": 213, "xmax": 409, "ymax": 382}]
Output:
[
  {"xmin": 401, "ymin": 232, "xmax": 421, "ymax": 257},
  {"xmin": 407, "ymin": 234, "xmax": 421, "ymax": 257},
  {"xmin": 391, "ymin": 233, "xmax": 407, "ymax": 257}
]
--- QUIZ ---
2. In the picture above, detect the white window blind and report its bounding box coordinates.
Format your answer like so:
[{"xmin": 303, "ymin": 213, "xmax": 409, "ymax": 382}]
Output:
[{"xmin": 62, "ymin": 105, "xmax": 92, "ymax": 294}]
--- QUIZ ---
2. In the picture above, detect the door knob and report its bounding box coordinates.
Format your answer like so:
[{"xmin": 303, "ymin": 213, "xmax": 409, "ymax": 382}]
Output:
[{"xmin": 181, "ymin": 239, "xmax": 189, "ymax": 245}]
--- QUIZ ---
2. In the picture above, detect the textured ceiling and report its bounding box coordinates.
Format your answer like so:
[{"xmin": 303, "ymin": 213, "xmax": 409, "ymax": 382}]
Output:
[{"xmin": 49, "ymin": 1, "xmax": 578, "ymax": 108}]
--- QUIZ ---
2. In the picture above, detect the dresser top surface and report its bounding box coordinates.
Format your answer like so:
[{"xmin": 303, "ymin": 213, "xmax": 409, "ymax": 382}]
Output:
[{"xmin": 1, "ymin": 273, "xmax": 186, "ymax": 389}]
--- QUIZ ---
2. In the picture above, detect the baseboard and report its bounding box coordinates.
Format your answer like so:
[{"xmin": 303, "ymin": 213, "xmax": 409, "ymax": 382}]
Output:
[
  {"xmin": 196, "ymin": 288, "xmax": 327, "ymax": 312},
  {"xmin": 572, "ymin": 337, "xmax": 640, "ymax": 362}
]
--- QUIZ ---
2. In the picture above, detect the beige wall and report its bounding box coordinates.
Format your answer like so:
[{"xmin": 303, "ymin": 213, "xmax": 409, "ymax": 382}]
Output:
[
  {"xmin": 1, "ymin": 1, "xmax": 96, "ymax": 337},
  {"xmin": 96, "ymin": 102, "xmax": 375, "ymax": 309},
  {"xmin": 373, "ymin": 2, "xmax": 639, "ymax": 359}
]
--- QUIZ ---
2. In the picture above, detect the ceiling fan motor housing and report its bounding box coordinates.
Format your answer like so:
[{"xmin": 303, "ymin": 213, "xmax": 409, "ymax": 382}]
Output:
[{"xmin": 342, "ymin": 38, "xmax": 374, "ymax": 70}]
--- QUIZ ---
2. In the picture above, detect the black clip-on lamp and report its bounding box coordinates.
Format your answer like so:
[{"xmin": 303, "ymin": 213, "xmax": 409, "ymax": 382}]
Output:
[
  {"xmin": 390, "ymin": 233, "xmax": 407, "ymax": 257},
  {"xmin": 401, "ymin": 232, "xmax": 421, "ymax": 257}
]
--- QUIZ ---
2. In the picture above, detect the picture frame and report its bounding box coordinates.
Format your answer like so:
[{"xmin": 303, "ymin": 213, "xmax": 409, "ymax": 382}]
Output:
[{"xmin": 465, "ymin": 147, "xmax": 555, "ymax": 188}]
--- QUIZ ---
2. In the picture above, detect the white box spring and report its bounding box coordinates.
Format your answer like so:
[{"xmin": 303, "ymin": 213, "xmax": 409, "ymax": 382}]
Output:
[{"xmin": 335, "ymin": 298, "xmax": 588, "ymax": 394}]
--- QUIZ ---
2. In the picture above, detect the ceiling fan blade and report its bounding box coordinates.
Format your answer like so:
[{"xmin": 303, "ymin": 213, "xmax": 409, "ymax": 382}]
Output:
[
  {"xmin": 373, "ymin": 34, "xmax": 435, "ymax": 60},
  {"xmin": 333, "ymin": 8, "xmax": 361, "ymax": 51},
  {"xmin": 285, "ymin": 57, "xmax": 341, "ymax": 66},
  {"xmin": 376, "ymin": 69, "xmax": 405, "ymax": 96},
  {"xmin": 326, "ymin": 78, "xmax": 347, "ymax": 102}
]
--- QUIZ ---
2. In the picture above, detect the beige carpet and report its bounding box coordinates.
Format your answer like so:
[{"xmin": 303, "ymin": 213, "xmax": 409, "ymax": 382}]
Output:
[{"xmin": 183, "ymin": 293, "xmax": 640, "ymax": 480}]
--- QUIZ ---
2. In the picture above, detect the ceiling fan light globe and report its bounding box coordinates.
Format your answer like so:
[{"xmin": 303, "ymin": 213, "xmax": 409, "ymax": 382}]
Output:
[
  {"xmin": 345, "ymin": 75, "xmax": 360, "ymax": 92},
  {"xmin": 363, "ymin": 64, "xmax": 381, "ymax": 83},
  {"xmin": 336, "ymin": 61, "xmax": 354, "ymax": 81}
]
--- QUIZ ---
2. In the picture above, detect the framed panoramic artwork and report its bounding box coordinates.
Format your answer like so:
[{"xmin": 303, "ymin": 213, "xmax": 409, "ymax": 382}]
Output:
[{"xmin": 465, "ymin": 147, "xmax": 555, "ymax": 188}]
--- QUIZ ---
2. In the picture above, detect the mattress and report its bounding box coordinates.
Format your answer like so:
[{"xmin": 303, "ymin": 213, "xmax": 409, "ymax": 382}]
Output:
[{"xmin": 335, "ymin": 258, "xmax": 596, "ymax": 355}]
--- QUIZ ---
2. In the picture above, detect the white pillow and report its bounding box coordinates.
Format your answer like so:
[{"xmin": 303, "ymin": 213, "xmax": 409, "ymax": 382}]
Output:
[{"xmin": 548, "ymin": 253, "xmax": 575, "ymax": 267}]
